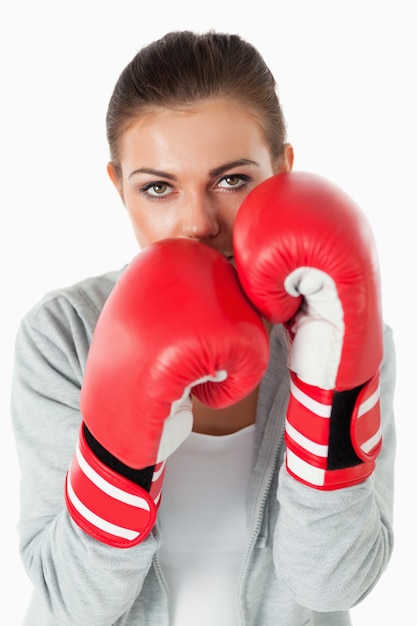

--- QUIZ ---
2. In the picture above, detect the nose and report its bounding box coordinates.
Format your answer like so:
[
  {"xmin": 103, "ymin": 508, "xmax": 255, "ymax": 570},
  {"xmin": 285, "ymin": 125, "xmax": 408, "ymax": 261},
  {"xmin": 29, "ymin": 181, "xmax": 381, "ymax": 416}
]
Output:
[{"xmin": 180, "ymin": 194, "xmax": 220, "ymax": 241}]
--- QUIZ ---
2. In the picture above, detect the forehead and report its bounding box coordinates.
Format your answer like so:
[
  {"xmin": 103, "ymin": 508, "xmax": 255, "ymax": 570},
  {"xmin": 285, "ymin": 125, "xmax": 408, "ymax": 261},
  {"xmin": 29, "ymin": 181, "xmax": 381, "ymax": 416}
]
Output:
[{"xmin": 119, "ymin": 99, "xmax": 271, "ymax": 172}]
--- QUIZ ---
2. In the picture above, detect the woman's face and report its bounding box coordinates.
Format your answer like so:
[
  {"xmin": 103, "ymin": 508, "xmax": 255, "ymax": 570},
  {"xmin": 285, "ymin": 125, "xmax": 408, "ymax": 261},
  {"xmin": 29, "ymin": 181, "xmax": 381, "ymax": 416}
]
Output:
[{"xmin": 108, "ymin": 98, "xmax": 293, "ymax": 257}]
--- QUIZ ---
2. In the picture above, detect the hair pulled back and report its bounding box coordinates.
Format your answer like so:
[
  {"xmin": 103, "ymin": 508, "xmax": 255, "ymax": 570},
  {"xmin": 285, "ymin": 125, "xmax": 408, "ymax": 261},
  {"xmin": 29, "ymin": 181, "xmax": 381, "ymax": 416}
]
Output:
[{"xmin": 106, "ymin": 30, "xmax": 287, "ymax": 173}]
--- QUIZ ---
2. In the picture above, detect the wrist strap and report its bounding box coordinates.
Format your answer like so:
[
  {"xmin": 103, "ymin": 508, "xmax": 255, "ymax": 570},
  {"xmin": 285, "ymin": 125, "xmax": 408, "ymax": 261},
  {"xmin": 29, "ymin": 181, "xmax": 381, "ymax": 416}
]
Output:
[
  {"xmin": 65, "ymin": 424, "xmax": 164, "ymax": 547},
  {"xmin": 285, "ymin": 372, "xmax": 381, "ymax": 490}
]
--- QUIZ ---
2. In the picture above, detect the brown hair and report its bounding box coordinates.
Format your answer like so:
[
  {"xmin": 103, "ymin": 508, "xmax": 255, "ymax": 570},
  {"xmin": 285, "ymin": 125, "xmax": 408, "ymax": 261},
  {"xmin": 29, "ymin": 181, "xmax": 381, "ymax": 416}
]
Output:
[{"xmin": 106, "ymin": 30, "xmax": 287, "ymax": 175}]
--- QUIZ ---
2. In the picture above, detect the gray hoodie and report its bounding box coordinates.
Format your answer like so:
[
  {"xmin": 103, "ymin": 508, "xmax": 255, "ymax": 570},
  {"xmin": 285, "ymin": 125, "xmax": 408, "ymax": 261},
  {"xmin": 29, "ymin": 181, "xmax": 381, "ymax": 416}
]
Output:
[{"xmin": 11, "ymin": 267, "xmax": 396, "ymax": 626}]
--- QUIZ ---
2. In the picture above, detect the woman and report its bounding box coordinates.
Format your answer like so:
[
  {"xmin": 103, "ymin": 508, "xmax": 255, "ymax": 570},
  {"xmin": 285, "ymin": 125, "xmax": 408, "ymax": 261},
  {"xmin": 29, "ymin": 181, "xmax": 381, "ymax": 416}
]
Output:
[{"xmin": 11, "ymin": 30, "xmax": 396, "ymax": 625}]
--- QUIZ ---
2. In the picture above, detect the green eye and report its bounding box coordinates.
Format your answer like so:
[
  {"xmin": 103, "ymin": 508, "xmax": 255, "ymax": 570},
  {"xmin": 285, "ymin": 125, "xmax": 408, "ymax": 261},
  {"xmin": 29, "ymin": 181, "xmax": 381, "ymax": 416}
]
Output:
[
  {"xmin": 224, "ymin": 176, "xmax": 241, "ymax": 186},
  {"xmin": 218, "ymin": 174, "xmax": 249, "ymax": 189},
  {"xmin": 150, "ymin": 183, "xmax": 168, "ymax": 195},
  {"xmin": 141, "ymin": 181, "xmax": 173, "ymax": 199}
]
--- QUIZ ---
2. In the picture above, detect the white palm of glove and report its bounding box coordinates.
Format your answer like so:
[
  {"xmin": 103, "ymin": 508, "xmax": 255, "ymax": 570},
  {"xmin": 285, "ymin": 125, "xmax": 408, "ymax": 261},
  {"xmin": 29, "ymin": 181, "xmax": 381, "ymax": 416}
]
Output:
[
  {"xmin": 157, "ymin": 369, "xmax": 227, "ymax": 462},
  {"xmin": 284, "ymin": 267, "xmax": 344, "ymax": 390}
]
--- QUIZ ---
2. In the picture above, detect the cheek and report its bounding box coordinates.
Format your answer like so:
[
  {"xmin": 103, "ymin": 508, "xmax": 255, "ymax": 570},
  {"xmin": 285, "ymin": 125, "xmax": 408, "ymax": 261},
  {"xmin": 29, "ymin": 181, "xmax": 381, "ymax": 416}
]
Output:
[
  {"xmin": 127, "ymin": 205, "xmax": 179, "ymax": 248},
  {"xmin": 226, "ymin": 188, "xmax": 257, "ymax": 226}
]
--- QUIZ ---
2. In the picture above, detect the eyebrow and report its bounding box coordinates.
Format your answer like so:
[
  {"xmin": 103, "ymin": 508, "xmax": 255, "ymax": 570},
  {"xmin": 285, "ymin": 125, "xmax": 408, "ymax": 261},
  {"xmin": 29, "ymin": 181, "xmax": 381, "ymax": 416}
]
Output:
[
  {"xmin": 128, "ymin": 159, "xmax": 260, "ymax": 181},
  {"xmin": 128, "ymin": 167, "xmax": 177, "ymax": 181}
]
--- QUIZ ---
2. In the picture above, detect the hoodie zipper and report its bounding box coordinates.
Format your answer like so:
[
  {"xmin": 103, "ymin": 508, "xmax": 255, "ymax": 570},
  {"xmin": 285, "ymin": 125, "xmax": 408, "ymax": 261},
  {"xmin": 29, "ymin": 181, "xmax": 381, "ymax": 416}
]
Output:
[{"xmin": 236, "ymin": 423, "xmax": 285, "ymax": 625}]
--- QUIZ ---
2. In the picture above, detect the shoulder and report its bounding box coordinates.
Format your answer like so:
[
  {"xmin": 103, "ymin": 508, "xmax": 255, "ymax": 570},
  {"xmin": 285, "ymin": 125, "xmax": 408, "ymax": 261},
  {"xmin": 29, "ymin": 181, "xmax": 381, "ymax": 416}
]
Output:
[
  {"xmin": 40, "ymin": 266, "xmax": 124, "ymax": 318},
  {"xmin": 14, "ymin": 267, "xmax": 126, "ymax": 379},
  {"xmin": 20, "ymin": 267, "xmax": 125, "ymax": 338}
]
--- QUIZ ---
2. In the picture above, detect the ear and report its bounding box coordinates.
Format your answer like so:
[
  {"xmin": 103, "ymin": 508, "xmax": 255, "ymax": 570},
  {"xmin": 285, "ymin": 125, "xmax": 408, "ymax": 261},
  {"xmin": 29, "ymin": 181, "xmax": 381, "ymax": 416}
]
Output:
[
  {"xmin": 275, "ymin": 143, "xmax": 294, "ymax": 174},
  {"xmin": 107, "ymin": 162, "xmax": 125, "ymax": 203}
]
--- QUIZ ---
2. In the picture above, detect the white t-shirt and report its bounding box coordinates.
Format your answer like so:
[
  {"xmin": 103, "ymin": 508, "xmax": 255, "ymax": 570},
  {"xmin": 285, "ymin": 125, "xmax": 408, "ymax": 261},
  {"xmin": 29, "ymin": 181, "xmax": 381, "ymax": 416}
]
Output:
[{"xmin": 158, "ymin": 424, "xmax": 256, "ymax": 626}]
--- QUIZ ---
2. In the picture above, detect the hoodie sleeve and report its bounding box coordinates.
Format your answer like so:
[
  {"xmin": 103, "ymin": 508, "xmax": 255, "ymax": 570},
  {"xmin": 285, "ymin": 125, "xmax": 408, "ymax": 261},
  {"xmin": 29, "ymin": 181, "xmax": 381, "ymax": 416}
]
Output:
[{"xmin": 11, "ymin": 286, "xmax": 160, "ymax": 626}]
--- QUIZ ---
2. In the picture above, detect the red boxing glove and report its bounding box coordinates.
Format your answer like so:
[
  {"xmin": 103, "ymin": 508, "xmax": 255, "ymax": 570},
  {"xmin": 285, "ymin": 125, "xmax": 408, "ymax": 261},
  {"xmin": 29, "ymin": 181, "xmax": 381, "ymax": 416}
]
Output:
[
  {"xmin": 233, "ymin": 171, "xmax": 383, "ymax": 490},
  {"xmin": 65, "ymin": 238, "xmax": 269, "ymax": 546}
]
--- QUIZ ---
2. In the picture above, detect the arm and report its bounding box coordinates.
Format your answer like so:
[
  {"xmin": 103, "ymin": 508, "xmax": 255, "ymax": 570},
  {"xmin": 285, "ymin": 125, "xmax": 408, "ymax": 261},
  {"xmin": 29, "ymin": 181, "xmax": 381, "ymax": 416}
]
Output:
[
  {"xmin": 233, "ymin": 171, "xmax": 396, "ymax": 609},
  {"xmin": 12, "ymin": 239, "xmax": 269, "ymax": 624},
  {"xmin": 12, "ymin": 295, "xmax": 158, "ymax": 626}
]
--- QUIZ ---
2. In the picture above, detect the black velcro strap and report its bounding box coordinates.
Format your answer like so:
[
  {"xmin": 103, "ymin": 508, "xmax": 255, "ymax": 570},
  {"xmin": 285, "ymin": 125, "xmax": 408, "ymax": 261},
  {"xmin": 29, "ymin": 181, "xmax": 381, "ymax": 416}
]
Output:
[
  {"xmin": 83, "ymin": 423, "xmax": 155, "ymax": 491},
  {"xmin": 327, "ymin": 386, "xmax": 364, "ymax": 470}
]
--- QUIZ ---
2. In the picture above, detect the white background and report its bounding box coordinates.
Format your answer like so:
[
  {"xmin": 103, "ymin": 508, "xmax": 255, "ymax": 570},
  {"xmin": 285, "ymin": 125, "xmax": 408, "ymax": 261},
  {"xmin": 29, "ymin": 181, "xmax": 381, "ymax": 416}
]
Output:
[{"xmin": 1, "ymin": 1, "xmax": 415, "ymax": 623}]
